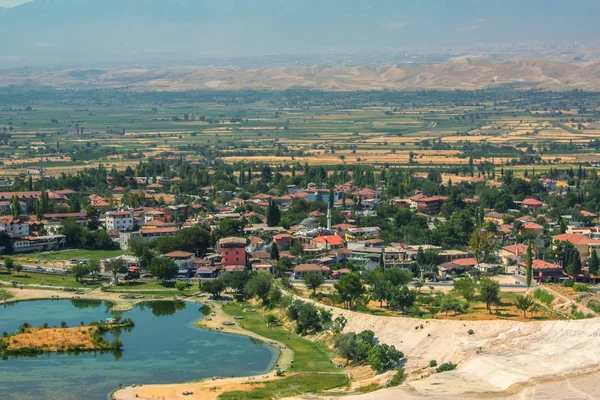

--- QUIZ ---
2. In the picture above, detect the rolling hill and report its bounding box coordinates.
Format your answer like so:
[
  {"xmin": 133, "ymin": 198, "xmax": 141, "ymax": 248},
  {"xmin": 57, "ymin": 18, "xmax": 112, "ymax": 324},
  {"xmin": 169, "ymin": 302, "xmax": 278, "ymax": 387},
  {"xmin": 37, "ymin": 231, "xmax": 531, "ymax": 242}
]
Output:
[{"xmin": 2, "ymin": 59, "xmax": 600, "ymax": 91}]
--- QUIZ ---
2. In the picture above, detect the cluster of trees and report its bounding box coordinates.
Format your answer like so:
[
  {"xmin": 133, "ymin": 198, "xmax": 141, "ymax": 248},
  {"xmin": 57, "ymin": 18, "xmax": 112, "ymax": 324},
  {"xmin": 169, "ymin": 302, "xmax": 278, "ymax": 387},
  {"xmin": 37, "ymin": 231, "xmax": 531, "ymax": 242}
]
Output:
[
  {"xmin": 201, "ymin": 271, "xmax": 276, "ymax": 303},
  {"xmin": 364, "ymin": 268, "xmax": 418, "ymax": 313},
  {"xmin": 557, "ymin": 242, "xmax": 583, "ymax": 278},
  {"xmin": 152, "ymin": 227, "xmax": 210, "ymax": 256},
  {"xmin": 102, "ymin": 256, "xmax": 179, "ymax": 283},
  {"xmin": 71, "ymin": 259, "xmax": 100, "ymax": 281},
  {"xmin": 306, "ymin": 268, "xmax": 419, "ymax": 314},
  {"xmin": 201, "ymin": 271, "xmax": 333, "ymax": 335},
  {"xmin": 334, "ymin": 330, "xmax": 404, "ymax": 373},
  {"xmin": 283, "ymin": 297, "xmax": 333, "ymax": 335},
  {"xmin": 452, "ymin": 277, "xmax": 501, "ymax": 313},
  {"xmin": 1, "ymin": 257, "xmax": 23, "ymax": 275},
  {"xmin": 59, "ymin": 218, "xmax": 117, "ymax": 250}
]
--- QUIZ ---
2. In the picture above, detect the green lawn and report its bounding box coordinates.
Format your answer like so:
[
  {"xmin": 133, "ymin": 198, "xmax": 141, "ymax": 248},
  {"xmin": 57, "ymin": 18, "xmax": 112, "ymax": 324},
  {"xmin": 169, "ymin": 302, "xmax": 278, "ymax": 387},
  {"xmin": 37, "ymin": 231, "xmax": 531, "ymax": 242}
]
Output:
[
  {"xmin": 0, "ymin": 271, "xmax": 102, "ymax": 288},
  {"xmin": 16, "ymin": 249, "xmax": 126, "ymax": 262},
  {"xmin": 219, "ymin": 303, "xmax": 348, "ymax": 399},
  {"xmin": 218, "ymin": 373, "xmax": 349, "ymax": 400},
  {"xmin": 222, "ymin": 303, "xmax": 339, "ymax": 373},
  {"xmin": 0, "ymin": 270, "xmax": 190, "ymax": 295}
]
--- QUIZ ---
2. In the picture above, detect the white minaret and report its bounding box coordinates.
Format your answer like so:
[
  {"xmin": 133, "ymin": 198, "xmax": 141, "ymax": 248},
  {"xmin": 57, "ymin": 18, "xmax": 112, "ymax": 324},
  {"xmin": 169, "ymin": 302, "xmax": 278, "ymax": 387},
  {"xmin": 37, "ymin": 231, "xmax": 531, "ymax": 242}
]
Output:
[{"xmin": 327, "ymin": 205, "xmax": 332, "ymax": 230}]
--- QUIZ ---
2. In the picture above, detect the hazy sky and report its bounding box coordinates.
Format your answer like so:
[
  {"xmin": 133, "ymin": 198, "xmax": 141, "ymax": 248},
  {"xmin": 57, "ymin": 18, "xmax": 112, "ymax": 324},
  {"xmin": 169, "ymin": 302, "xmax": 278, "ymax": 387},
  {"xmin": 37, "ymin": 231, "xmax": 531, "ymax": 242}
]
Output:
[
  {"xmin": 0, "ymin": 0, "xmax": 30, "ymax": 7},
  {"xmin": 1, "ymin": 0, "xmax": 600, "ymax": 67}
]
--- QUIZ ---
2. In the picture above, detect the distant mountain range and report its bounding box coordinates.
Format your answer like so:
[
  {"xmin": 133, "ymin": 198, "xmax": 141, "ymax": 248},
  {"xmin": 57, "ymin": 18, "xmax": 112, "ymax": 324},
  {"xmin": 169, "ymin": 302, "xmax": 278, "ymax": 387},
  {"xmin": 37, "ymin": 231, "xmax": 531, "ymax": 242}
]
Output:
[
  {"xmin": 1, "ymin": 0, "xmax": 600, "ymax": 67},
  {"xmin": 2, "ymin": 59, "xmax": 600, "ymax": 91}
]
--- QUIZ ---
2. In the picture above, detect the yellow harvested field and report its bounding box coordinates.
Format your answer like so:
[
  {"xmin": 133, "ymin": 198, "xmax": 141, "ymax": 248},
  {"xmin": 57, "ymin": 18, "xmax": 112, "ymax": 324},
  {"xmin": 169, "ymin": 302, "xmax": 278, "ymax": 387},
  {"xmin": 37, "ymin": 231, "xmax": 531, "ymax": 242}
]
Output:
[{"xmin": 5, "ymin": 156, "xmax": 72, "ymax": 165}]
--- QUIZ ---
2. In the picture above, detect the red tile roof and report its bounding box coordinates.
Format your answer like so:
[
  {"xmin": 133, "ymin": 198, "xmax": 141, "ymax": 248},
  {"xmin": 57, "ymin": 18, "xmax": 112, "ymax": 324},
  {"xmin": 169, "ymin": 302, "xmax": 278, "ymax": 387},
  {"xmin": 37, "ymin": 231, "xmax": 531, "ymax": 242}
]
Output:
[
  {"xmin": 451, "ymin": 257, "xmax": 478, "ymax": 266},
  {"xmin": 293, "ymin": 263, "xmax": 322, "ymax": 273},
  {"xmin": 523, "ymin": 222, "xmax": 544, "ymax": 230},
  {"xmin": 273, "ymin": 233, "xmax": 293, "ymax": 241},
  {"xmin": 503, "ymin": 244, "xmax": 533, "ymax": 256},
  {"xmin": 163, "ymin": 251, "xmax": 194, "ymax": 258},
  {"xmin": 140, "ymin": 227, "xmax": 179, "ymax": 234},
  {"xmin": 144, "ymin": 220, "xmax": 168, "ymax": 226},
  {"xmin": 552, "ymin": 233, "xmax": 600, "ymax": 246},
  {"xmin": 522, "ymin": 198, "xmax": 543, "ymax": 206},
  {"xmin": 44, "ymin": 212, "xmax": 86, "ymax": 219},
  {"xmin": 519, "ymin": 259, "xmax": 559, "ymax": 270},
  {"xmin": 311, "ymin": 235, "xmax": 344, "ymax": 246}
]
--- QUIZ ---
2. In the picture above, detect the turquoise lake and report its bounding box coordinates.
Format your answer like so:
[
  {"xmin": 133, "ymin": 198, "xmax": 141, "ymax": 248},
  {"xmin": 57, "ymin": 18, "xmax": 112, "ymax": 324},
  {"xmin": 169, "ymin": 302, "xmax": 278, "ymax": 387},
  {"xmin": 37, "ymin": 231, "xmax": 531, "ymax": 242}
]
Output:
[{"xmin": 0, "ymin": 300, "xmax": 278, "ymax": 400}]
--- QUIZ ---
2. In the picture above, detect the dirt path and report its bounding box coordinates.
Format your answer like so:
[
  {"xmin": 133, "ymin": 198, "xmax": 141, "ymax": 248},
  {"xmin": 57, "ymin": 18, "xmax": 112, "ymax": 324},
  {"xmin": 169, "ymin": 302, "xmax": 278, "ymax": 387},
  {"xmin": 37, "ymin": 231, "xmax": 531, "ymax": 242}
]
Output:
[{"xmin": 544, "ymin": 285, "xmax": 599, "ymax": 316}]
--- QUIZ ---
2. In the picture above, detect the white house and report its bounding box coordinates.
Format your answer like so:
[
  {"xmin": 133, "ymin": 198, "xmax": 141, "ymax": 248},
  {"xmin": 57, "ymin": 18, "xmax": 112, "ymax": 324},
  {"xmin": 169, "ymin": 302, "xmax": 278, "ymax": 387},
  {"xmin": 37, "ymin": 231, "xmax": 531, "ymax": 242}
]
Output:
[
  {"xmin": 105, "ymin": 211, "xmax": 134, "ymax": 232},
  {"xmin": 0, "ymin": 216, "xmax": 30, "ymax": 236}
]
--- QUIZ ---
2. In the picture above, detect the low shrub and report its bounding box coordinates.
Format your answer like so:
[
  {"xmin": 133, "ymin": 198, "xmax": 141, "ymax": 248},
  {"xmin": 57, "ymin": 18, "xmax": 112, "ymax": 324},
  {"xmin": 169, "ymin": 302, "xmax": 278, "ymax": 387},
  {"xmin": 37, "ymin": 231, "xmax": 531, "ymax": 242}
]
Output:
[
  {"xmin": 588, "ymin": 300, "xmax": 600, "ymax": 313},
  {"xmin": 573, "ymin": 283, "xmax": 594, "ymax": 293},
  {"xmin": 429, "ymin": 360, "xmax": 437, "ymax": 368},
  {"xmin": 387, "ymin": 367, "xmax": 406, "ymax": 387},
  {"xmin": 570, "ymin": 304, "xmax": 594, "ymax": 320},
  {"xmin": 562, "ymin": 279, "xmax": 574, "ymax": 287},
  {"xmin": 436, "ymin": 362, "xmax": 457, "ymax": 373},
  {"xmin": 533, "ymin": 288, "xmax": 554, "ymax": 305},
  {"xmin": 468, "ymin": 329, "xmax": 475, "ymax": 335}
]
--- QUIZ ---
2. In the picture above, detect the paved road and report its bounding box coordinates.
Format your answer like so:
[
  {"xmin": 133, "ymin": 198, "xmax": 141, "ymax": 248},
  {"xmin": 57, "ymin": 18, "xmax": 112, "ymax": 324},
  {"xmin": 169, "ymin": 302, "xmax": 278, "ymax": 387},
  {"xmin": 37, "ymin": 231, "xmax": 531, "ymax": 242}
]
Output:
[{"xmin": 11, "ymin": 266, "xmax": 595, "ymax": 292}]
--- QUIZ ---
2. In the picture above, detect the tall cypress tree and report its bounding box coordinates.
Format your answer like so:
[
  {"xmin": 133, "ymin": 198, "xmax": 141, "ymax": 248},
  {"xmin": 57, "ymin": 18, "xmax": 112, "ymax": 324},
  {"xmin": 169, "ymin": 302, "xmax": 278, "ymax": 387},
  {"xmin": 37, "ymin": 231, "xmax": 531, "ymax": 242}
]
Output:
[
  {"xmin": 525, "ymin": 241, "xmax": 533, "ymax": 287},
  {"xmin": 266, "ymin": 200, "xmax": 280, "ymax": 227},
  {"xmin": 590, "ymin": 249, "xmax": 599, "ymax": 277},
  {"xmin": 328, "ymin": 188, "xmax": 334, "ymax": 209},
  {"xmin": 11, "ymin": 195, "xmax": 19, "ymax": 218},
  {"xmin": 270, "ymin": 242, "xmax": 280, "ymax": 261},
  {"xmin": 568, "ymin": 249, "xmax": 582, "ymax": 280}
]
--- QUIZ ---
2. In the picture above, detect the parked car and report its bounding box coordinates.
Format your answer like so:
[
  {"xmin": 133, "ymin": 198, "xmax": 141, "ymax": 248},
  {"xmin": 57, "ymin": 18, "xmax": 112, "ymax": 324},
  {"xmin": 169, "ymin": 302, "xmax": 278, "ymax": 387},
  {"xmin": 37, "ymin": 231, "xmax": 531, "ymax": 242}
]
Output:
[{"xmin": 33, "ymin": 266, "xmax": 44, "ymax": 272}]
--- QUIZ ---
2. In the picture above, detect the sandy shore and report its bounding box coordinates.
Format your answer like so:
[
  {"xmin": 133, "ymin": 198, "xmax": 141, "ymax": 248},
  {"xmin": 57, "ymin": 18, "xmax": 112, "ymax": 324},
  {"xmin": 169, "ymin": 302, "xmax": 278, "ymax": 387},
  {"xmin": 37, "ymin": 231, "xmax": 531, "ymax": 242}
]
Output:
[{"xmin": 2, "ymin": 286, "xmax": 145, "ymax": 311}]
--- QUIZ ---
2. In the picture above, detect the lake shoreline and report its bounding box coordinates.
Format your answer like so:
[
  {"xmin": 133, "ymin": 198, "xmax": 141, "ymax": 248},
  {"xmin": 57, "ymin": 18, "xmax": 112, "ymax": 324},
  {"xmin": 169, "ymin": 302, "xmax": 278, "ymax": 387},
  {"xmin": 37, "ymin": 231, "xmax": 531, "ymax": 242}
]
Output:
[
  {"xmin": 113, "ymin": 298, "xmax": 292, "ymax": 400},
  {"xmin": 3, "ymin": 287, "xmax": 289, "ymax": 400}
]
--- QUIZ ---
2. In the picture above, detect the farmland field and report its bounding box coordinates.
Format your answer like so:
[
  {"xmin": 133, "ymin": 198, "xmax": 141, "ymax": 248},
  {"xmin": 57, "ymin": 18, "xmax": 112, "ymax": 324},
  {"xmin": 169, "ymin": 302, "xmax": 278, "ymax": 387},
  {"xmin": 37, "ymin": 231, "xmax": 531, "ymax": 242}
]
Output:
[{"xmin": 2, "ymin": 89, "xmax": 600, "ymax": 177}]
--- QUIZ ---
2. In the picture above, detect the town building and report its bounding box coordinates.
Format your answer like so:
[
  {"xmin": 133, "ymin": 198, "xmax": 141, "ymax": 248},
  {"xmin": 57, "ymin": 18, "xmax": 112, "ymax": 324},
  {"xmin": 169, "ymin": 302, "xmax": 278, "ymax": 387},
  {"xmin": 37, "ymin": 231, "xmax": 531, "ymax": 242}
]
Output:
[
  {"xmin": 119, "ymin": 227, "xmax": 180, "ymax": 250},
  {"xmin": 521, "ymin": 198, "xmax": 544, "ymax": 212},
  {"xmin": 310, "ymin": 234, "xmax": 344, "ymax": 251},
  {"xmin": 105, "ymin": 211, "xmax": 134, "ymax": 232},
  {"xmin": 552, "ymin": 233, "xmax": 600, "ymax": 261},
  {"xmin": 382, "ymin": 246, "xmax": 412, "ymax": 269},
  {"xmin": 415, "ymin": 196, "xmax": 447, "ymax": 215},
  {"xmin": 218, "ymin": 237, "xmax": 248, "ymax": 267},
  {"xmin": 0, "ymin": 216, "xmax": 30, "ymax": 236},
  {"xmin": 163, "ymin": 251, "xmax": 195, "ymax": 269},
  {"xmin": 293, "ymin": 263, "xmax": 330, "ymax": 278}
]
